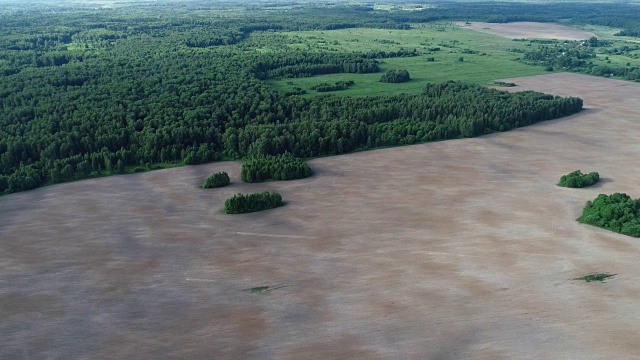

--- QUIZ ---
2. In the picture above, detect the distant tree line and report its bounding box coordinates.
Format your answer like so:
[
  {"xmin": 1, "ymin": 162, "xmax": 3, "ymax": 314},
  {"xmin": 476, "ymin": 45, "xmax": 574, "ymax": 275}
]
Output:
[{"xmin": 252, "ymin": 52, "xmax": 380, "ymax": 79}]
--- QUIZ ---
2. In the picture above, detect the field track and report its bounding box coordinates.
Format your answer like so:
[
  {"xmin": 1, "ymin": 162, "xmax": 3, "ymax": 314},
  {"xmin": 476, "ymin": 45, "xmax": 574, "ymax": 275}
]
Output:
[{"xmin": 3, "ymin": 73, "xmax": 640, "ymax": 358}]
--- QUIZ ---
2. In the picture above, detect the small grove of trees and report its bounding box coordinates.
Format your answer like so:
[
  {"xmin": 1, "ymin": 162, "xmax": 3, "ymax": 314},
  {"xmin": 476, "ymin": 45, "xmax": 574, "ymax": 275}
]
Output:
[
  {"xmin": 577, "ymin": 193, "xmax": 640, "ymax": 237},
  {"xmin": 241, "ymin": 153, "xmax": 312, "ymax": 183},
  {"xmin": 310, "ymin": 80, "xmax": 354, "ymax": 92},
  {"xmin": 224, "ymin": 191, "xmax": 283, "ymax": 214},
  {"xmin": 202, "ymin": 171, "xmax": 230, "ymax": 189},
  {"xmin": 379, "ymin": 69, "xmax": 410, "ymax": 83},
  {"xmin": 558, "ymin": 170, "xmax": 600, "ymax": 188}
]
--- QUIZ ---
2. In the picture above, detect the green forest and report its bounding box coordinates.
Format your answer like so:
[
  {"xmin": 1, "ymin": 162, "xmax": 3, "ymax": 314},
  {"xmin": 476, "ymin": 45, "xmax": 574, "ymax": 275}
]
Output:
[{"xmin": 3, "ymin": 1, "xmax": 639, "ymax": 195}]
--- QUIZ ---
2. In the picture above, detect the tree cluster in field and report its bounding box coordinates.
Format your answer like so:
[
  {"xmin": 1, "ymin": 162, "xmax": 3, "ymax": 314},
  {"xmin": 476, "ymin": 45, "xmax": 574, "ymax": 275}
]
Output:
[
  {"xmin": 241, "ymin": 154, "xmax": 312, "ymax": 183},
  {"xmin": 310, "ymin": 81, "xmax": 354, "ymax": 92},
  {"xmin": 585, "ymin": 37, "xmax": 611, "ymax": 48},
  {"xmin": 364, "ymin": 49, "xmax": 419, "ymax": 59},
  {"xmin": 520, "ymin": 41, "xmax": 640, "ymax": 81},
  {"xmin": 202, "ymin": 171, "xmax": 230, "ymax": 189},
  {"xmin": 0, "ymin": 3, "xmax": 594, "ymax": 195},
  {"xmin": 224, "ymin": 191, "xmax": 283, "ymax": 214},
  {"xmin": 578, "ymin": 193, "xmax": 640, "ymax": 237},
  {"xmin": 522, "ymin": 43, "xmax": 595, "ymax": 69},
  {"xmin": 380, "ymin": 69, "xmax": 411, "ymax": 83},
  {"xmin": 558, "ymin": 170, "xmax": 599, "ymax": 188}
]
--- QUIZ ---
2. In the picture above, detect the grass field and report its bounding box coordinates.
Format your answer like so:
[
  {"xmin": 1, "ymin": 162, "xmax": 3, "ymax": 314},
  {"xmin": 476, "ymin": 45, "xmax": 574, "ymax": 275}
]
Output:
[
  {"xmin": 262, "ymin": 22, "xmax": 640, "ymax": 97},
  {"xmin": 265, "ymin": 24, "xmax": 549, "ymax": 97}
]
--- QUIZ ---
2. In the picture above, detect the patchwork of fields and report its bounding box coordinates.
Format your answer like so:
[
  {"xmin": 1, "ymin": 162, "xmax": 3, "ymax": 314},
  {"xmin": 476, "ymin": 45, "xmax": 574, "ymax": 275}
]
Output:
[{"xmin": 4, "ymin": 18, "xmax": 640, "ymax": 358}]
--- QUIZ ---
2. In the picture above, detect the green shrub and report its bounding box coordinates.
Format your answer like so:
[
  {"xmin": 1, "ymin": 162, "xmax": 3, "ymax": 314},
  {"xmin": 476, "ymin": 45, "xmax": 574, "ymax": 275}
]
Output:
[
  {"xmin": 224, "ymin": 191, "xmax": 283, "ymax": 214},
  {"xmin": 202, "ymin": 171, "xmax": 230, "ymax": 188},
  {"xmin": 241, "ymin": 153, "xmax": 311, "ymax": 183},
  {"xmin": 574, "ymin": 273, "xmax": 615, "ymax": 282},
  {"xmin": 494, "ymin": 81, "xmax": 516, "ymax": 87},
  {"xmin": 577, "ymin": 193, "xmax": 640, "ymax": 237},
  {"xmin": 558, "ymin": 170, "xmax": 599, "ymax": 188}
]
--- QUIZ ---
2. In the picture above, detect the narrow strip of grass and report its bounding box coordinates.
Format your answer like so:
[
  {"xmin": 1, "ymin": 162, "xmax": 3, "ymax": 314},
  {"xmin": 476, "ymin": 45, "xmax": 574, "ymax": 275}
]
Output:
[
  {"xmin": 574, "ymin": 273, "xmax": 616, "ymax": 282},
  {"xmin": 243, "ymin": 284, "xmax": 288, "ymax": 293}
]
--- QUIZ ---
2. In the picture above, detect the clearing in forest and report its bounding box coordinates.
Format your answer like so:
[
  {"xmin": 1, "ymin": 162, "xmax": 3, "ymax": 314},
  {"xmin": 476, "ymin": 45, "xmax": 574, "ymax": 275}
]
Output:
[{"xmin": 267, "ymin": 24, "xmax": 547, "ymax": 96}]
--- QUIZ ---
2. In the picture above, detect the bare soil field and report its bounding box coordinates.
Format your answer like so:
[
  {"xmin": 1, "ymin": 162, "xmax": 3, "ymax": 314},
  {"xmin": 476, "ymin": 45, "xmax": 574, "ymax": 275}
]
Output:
[
  {"xmin": 457, "ymin": 21, "xmax": 597, "ymax": 40},
  {"xmin": 3, "ymin": 73, "xmax": 640, "ymax": 359}
]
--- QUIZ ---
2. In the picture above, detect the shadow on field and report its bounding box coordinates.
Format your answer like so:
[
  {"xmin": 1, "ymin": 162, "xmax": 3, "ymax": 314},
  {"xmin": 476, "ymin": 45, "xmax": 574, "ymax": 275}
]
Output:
[{"xmin": 590, "ymin": 177, "xmax": 613, "ymax": 188}]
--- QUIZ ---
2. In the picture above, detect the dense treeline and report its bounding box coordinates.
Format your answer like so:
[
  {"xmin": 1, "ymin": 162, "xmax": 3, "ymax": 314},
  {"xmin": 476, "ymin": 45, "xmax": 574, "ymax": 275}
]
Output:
[
  {"xmin": 252, "ymin": 52, "xmax": 380, "ymax": 79},
  {"xmin": 558, "ymin": 170, "xmax": 600, "ymax": 188},
  {"xmin": 578, "ymin": 193, "xmax": 640, "ymax": 237},
  {"xmin": 224, "ymin": 192, "xmax": 284, "ymax": 214},
  {"xmin": 202, "ymin": 171, "xmax": 230, "ymax": 189},
  {"xmin": 380, "ymin": 69, "xmax": 411, "ymax": 83},
  {"xmin": 0, "ymin": 2, "xmax": 599, "ymax": 195},
  {"xmin": 3, "ymin": 1, "xmax": 640, "ymax": 38},
  {"xmin": 241, "ymin": 154, "xmax": 312, "ymax": 183}
]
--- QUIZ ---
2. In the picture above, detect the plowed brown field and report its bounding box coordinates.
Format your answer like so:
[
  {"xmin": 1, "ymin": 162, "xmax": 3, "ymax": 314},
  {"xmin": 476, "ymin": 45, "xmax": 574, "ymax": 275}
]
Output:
[
  {"xmin": 457, "ymin": 22, "xmax": 597, "ymax": 40},
  {"xmin": 3, "ymin": 73, "xmax": 640, "ymax": 359}
]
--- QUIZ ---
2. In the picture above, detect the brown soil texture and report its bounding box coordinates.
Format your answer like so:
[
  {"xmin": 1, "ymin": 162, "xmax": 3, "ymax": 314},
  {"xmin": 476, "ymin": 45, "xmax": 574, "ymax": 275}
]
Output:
[
  {"xmin": 2, "ymin": 73, "xmax": 640, "ymax": 359},
  {"xmin": 457, "ymin": 21, "xmax": 597, "ymax": 40}
]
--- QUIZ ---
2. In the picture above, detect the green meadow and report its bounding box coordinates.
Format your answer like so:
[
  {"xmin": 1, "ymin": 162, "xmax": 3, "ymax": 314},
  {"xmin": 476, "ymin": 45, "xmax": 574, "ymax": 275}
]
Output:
[{"xmin": 264, "ymin": 24, "xmax": 549, "ymax": 97}]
